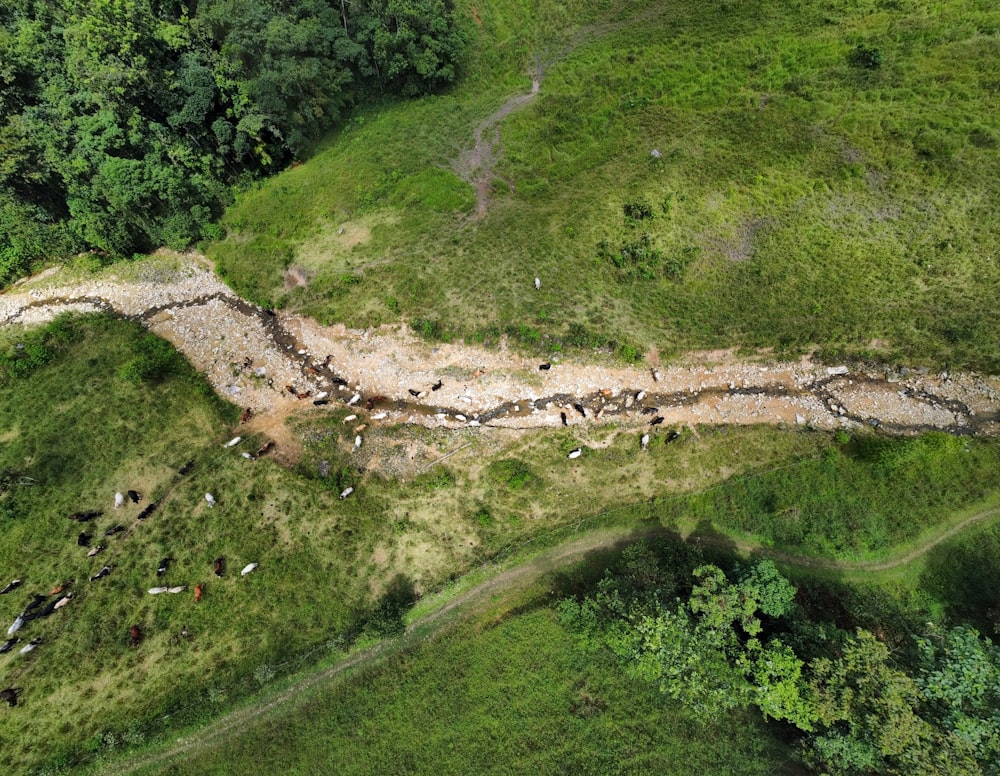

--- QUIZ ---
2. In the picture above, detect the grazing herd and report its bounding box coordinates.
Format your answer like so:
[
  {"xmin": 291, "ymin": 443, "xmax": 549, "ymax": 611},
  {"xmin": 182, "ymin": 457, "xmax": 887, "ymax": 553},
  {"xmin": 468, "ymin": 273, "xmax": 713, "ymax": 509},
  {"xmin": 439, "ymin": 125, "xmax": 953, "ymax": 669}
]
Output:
[{"xmin": 0, "ymin": 441, "xmax": 271, "ymax": 712}]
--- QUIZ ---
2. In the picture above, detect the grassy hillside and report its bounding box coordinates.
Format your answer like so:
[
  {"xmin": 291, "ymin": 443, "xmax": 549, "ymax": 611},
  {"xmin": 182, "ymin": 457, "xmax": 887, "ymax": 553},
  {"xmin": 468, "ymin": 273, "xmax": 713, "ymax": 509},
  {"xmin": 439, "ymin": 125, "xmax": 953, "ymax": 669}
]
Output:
[
  {"xmin": 208, "ymin": 0, "xmax": 1000, "ymax": 369},
  {"xmin": 2, "ymin": 315, "xmax": 999, "ymax": 772},
  {"xmin": 138, "ymin": 604, "xmax": 794, "ymax": 776}
]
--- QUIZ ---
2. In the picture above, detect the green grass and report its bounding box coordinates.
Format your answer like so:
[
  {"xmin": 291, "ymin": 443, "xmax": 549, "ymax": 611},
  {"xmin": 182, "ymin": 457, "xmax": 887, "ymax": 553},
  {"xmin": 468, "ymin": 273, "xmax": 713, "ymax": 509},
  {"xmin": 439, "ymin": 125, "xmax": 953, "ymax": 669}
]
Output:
[
  {"xmin": 4, "ymin": 314, "xmax": 1000, "ymax": 773},
  {"xmin": 206, "ymin": 0, "xmax": 1000, "ymax": 369},
  {"xmin": 653, "ymin": 429, "xmax": 1000, "ymax": 558},
  {"xmin": 133, "ymin": 602, "xmax": 794, "ymax": 776}
]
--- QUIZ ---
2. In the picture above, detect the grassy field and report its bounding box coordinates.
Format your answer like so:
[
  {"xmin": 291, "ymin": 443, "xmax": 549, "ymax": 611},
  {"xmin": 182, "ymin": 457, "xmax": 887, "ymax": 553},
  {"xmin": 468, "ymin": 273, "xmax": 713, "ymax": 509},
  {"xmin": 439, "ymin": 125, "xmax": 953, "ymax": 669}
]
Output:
[
  {"xmin": 208, "ymin": 0, "xmax": 1000, "ymax": 370},
  {"xmin": 2, "ymin": 315, "xmax": 999, "ymax": 772},
  {"xmin": 121, "ymin": 591, "xmax": 797, "ymax": 776}
]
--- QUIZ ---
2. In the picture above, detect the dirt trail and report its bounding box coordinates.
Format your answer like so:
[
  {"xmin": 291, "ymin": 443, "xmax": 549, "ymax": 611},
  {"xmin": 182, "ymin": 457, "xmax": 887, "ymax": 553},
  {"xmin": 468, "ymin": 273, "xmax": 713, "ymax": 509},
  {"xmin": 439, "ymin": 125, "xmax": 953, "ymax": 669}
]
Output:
[
  {"xmin": 2, "ymin": 257, "xmax": 999, "ymax": 444},
  {"xmin": 100, "ymin": 504, "xmax": 1000, "ymax": 774}
]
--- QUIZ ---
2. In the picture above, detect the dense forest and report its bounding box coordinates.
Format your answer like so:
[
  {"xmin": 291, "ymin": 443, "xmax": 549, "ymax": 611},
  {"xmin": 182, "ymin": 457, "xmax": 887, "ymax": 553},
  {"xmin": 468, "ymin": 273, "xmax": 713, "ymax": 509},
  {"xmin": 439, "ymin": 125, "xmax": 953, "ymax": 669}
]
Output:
[
  {"xmin": 560, "ymin": 542, "xmax": 1000, "ymax": 776},
  {"xmin": 0, "ymin": 0, "xmax": 464, "ymax": 284}
]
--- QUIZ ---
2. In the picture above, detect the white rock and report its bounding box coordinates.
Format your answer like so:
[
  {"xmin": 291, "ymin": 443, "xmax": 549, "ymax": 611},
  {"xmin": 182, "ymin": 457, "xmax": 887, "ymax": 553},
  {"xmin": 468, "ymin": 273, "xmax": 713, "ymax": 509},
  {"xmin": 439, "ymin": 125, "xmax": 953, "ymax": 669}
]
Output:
[
  {"xmin": 796, "ymin": 414, "xmax": 806, "ymax": 425},
  {"xmin": 826, "ymin": 365, "xmax": 849, "ymax": 376}
]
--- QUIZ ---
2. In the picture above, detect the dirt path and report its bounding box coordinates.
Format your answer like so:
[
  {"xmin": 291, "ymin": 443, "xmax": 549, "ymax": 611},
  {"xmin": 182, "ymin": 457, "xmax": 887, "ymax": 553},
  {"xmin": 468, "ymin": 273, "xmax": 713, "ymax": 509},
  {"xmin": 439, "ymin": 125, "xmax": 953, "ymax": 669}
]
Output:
[
  {"xmin": 2, "ymin": 257, "xmax": 999, "ymax": 447},
  {"xmin": 101, "ymin": 504, "xmax": 1000, "ymax": 774}
]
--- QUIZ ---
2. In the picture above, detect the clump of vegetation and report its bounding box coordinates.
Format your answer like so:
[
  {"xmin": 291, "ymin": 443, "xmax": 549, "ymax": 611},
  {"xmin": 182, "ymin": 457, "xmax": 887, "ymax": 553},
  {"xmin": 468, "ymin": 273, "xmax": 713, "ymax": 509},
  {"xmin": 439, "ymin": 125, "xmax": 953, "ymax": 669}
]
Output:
[
  {"xmin": 561, "ymin": 541, "xmax": 1000, "ymax": 776},
  {"xmin": 487, "ymin": 458, "xmax": 537, "ymax": 490}
]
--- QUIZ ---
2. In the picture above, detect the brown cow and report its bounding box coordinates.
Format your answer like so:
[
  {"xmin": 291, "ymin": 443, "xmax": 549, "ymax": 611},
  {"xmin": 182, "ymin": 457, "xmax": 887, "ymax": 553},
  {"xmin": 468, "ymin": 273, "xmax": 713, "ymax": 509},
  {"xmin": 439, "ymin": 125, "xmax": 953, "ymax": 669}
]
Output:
[
  {"xmin": 194, "ymin": 583, "xmax": 204, "ymax": 603},
  {"xmin": 240, "ymin": 407, "xmax": 253, "ymax": 424},
  {"xmin": 213, "ymin": 558, "xmax": 225, "ymax": 577},
  {"xmin": 129, "ymin": 625, "xmax": 142, "ymax": 647}
]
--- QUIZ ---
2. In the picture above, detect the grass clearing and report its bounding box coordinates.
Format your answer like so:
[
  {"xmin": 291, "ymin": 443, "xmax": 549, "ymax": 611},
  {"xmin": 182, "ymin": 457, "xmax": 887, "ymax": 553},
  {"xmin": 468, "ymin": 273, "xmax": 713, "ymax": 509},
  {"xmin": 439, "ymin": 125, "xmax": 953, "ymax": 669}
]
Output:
[{"xmin": 207, "ymin": 0, "xmax": 1000, "ymax": 369}]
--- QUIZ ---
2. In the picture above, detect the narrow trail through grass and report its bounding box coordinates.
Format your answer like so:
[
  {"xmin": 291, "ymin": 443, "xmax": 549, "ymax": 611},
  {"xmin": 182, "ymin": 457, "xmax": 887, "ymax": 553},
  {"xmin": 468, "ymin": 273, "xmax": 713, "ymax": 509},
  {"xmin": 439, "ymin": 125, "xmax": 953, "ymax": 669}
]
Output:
[{"xmin": 102, "ymin": 503, "xmax": 1000, "ymax": 775}]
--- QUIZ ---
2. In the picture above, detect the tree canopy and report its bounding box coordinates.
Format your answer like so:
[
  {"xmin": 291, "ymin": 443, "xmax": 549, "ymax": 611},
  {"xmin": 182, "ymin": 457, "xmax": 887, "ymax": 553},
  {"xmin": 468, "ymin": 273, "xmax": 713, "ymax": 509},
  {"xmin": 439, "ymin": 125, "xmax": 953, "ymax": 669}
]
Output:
[{"xmin": 0, "ymin": 0, "xmax": 464, "ymax": 284}]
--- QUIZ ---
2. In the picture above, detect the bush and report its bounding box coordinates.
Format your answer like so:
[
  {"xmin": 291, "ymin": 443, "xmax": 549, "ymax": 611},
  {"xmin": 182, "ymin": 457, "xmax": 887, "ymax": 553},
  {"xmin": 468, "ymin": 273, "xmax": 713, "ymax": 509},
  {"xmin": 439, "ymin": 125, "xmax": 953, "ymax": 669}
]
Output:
[{"xmin": 847, "ymin": 44, "xmax": 883, "ymax": 70}]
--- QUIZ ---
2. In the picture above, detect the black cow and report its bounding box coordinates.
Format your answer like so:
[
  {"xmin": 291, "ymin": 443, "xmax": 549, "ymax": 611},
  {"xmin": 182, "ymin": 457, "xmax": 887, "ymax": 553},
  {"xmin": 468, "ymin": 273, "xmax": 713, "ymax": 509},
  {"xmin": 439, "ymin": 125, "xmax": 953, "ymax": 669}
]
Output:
[
  {"xmin": 213, "ymin": 557, "xmax": 225, "ymax": 577},
  {"xmin": 665, "ymin": 430, "xmax": 680, "ymax": 443},
  {"xmin": 23, "ymin": 594, "xmax": 47, "ymax": 614},
  {"xmin": 77, "ymin": 531, "xmax": 91, "ymax": 547},
  {"xmin": 0, "ymin": 580, "xmax": 21, "ymax": 595},
  {"xmin": 313, "ymin": 399, "xmax": 329, "ymax": 406},
  {"xmin": 0, "ymin": 688, "xmax": 21, "ymax": 707},
  {"xmin": 157, "ymin": 558, "xmax": 171, "ymax": 576},
  {"xmin": 573, "ymin": 403, "xmax": 586, "ymax": 418},
  {"xmin": 539, "ymin": 363, "xmax": 551, "ymax": 371},
  {"xmin": 178, "ymin": 460, "xmax": 195, "ymax": 476},
  {"xmin": 560, "ymin": 412, "xmax": 568, "ymax": 427},
  {"xmin": 105, "ymin": 524, "xmax": 125, "ymax": 536},
  {"xmin": 640, "ymin": 407, "xmax": 659, "ymax": 415},
  {"xmin": 90, "ymin": 565, "xmax": 112, "ymax": 582},
  {"xmin": 431, "ymin": 380, "xmax": 443, "ymax": 391},
  {"xmin": 650, "ymin": 416, "xmax": 665, "ymax": 426},
  {"xmin": 127, "ymin": 490, "xmax": 141, "ymax": 503},
  {"xmin": 0, "ymin": 639, "xmax": 18, "ymax": 654}
]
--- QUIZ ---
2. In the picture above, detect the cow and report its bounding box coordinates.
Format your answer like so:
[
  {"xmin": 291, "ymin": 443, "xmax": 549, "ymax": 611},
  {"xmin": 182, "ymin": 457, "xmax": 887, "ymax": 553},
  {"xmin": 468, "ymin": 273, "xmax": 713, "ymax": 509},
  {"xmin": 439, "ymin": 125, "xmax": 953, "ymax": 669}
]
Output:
[
  {"xmin": 573, "ymin": 403, "xmax": 586, "ymax": 418},
  {"xmin": 650, "ymin": 416, "xmax": 665, "ymax": 426},
  {"xmin": 157, "ymin": 558, "xmax": 171, "ymax": 576},
  {"xmin": 568, "ymin": 448, "xmax": 583, "ymax": 459},
  {"xmin": 53, "ymin": 593, "xmax": 73, "ymax": 611},
  {"xmin": 77, "ymin": 531, "xmax": 91, "ymax": 547},
  {"xmin": 6, "ymin": 616, "xmax": 23, "ymax": 635},
  {"xmin": 347, "ymin": 394, "xmax": 361, "ymax": 406},
  {"xmin": 635, "ymin": 391, "xmax": 646, "ymax": 402},
  {"xmin": 19, "ymin": 639, "xmax": 40, "ymax": 655},
  {"xmin": 127, "ymin": 490, "xmax": 141, "ymax": 503},
  {"xmin": 641, "ymin": 434, "xmax": 650, "ymax": 451},
  {"xmin": 665, "ymin": 430, "xmax": 681, "ymax": 443},
  {"xmin": 129, "ymin": 625, "xmax": 142, "ymax": 647},
  {"xmin": 640, "ymin": 407, "xmax": 659, "ymax": 416},
  {"xmin": 90, "ymin": 565, "xmax": 112, "ymax": 582},
  {"xmin": 431, "ymin": 380, "xmax": 443, "ymax": 391},
  {"xmin": 255, "ymin": 441, "xmax": 275, "ymax": 457},
  {"xmin": 408, "ymin": 389, "xmax": 420, "ymax": 397},
  {"xmin": 49, "ymin": 581, "xmax": 71, "ymax": 595},
  {"xmin": 105, "ymin": 524, "xmax": 125, "ymax": 536},
  {"xmin": 167, "ymin": 586, "xmax": 185, "ymax": 594},
  {"xmin": 354, "ymin": 435, "xmax": 362, "ymax": 451},
  {"xmin": 205, "ymin": 493, "xmax": 216, "ymax": 508},
  {"xmin": 194, "ymin": 583, "xmax": 203, "ymax": 603},
  {"xmin": 331, "ymin": 377, "xmax": 347, "ymax": 386},
  {"xmin": 560, "ymin": 411, "xmax": 568, "ymax": 427},
  {"xmin": 178, "ymin": 460, "xmax": 195, "ymax": 476},
  {"xmin": 0, "ymin": 580, "xmax": 21, "ymax": 595},
  {"xmin": 241, "ymin": 563, "xmax": 258, "ymax": 576},
  {"xmin": 313, "ymin": 399, "xmax": 329, "ymax": 406},
  {"xmin": 534, "ymin": 277, "xmax": 541, "ymax": 290},
  {"xmin": 68, "ymin": 511, "xmax": 102, "ymax": 521},
  {"xmin": 364, "ymin": 396, "xmax": 386, "ymax": 410},
  {"xmin": 0, "ymin": 640, "xmax": 18, "ymax": 654},
  {"xmin": 136, "ymin": 501, "xmax": 159, "ymax": 520},
  {"xmin": 24, "ymin": 594, "xmax": 47, "ymax": 613},
  {"xmin": 148, "ymin": 587, "xmax": 168, "ymax": 595},
  {"xmin": 114, "ymin": 492, "xmax": 125, "ymax": 510},
  {"xmin": 240, "ymin": 407, "xmax": 253, "ymax": 424},
  {"xmin": 539, "ymin": 363, "xmax": 551, "ymax": 371},
  {"xmin": 213, "ymin": 557, "xmax": 225, "ymax": 577},
  {"xmin": 0, "ymin": 688, "xmax": 21, "ymax": 706},
  {"xmin": 86, "ymin": 544, "xmax": 105, "ymax": 558},
  {"xmin": 224, "ymin": 436, "xmax": 242, "ymax": 448},
  {"xmin": 295, "ymin": 391, "xmax": 311, "ymax": 400},
  {"xmin": 339, "ymin": 486, "xmax": 354, "ymax": 500}
]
